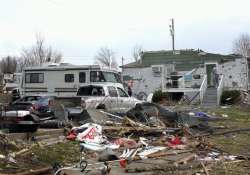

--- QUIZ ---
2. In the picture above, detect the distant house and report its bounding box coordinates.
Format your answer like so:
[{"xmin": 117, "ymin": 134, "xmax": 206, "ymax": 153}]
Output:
[
  {"xmin": 121, "ymin": 49, "xmax": 248, "ymax": 106},
  {"xmin": 2, "ymin": 73, "xmax": 22, "ymax": 92}
]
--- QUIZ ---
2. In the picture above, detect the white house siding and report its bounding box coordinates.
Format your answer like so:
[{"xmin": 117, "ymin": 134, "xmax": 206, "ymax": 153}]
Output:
[
  {"xmin": 122, "ymin": 67, "xmax": 163, "ymax": 96},
  {"xmin": 217, "ymin": 58, "xmax": 248, "ymax": 90}
]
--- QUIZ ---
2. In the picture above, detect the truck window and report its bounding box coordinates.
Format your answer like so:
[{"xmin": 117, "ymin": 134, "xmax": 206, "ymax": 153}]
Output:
[
  {"xmin": 77, "ymin": 86, "xmax": 105, "ymax": 96},
  {"xmin": 65, "ymin": 74, "xmax": 74, "ymax": 83},
  {"xmin": 117, "ymin": 87, "xmax": 129, "ymax": 97},
  {"xmin": 25, "ymin": 73, "xmax": 44, "ymax": 83},
  {"xmin": 79, "ymin": 72, "xmax": 86, "ymax": 83},
  {"xmin": 107, "ymin": 86, "xmax": 118, "ymax": 97}
]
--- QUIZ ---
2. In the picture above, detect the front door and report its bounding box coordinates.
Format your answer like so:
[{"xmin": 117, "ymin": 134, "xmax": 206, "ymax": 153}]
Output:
[{"xmin": 206, "ymin": 64, "xmax": 216, "ymax": 87}]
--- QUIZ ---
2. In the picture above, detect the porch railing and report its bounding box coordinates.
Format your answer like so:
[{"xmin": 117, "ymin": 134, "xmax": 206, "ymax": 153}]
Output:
[
  {"xmin": 217, "ymin": 75, "xmax": 224, "ymax": 105},
  {"xmin": 199, "ymin": 75, "xmax": 207, "ymax": 103}
]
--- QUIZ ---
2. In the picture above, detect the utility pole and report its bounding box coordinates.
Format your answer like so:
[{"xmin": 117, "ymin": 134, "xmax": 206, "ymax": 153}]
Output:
[
  {"xmin": 121, "ymin": 56, "xmax": 124, "ymax": 73},
  {"xmin": 121, "ymin": 57, "xmax": 125, "ymax": 82},
  {"xmin": 169, "ymin": 18, "xmax": 175, "ymax": 53},
  {"xmin": 109, "ymin": 56, "xmax": 112, "ymax": 69},
  {"xmin": 121, "ymin": 57, "xmax": 124, "ymax": 67}
]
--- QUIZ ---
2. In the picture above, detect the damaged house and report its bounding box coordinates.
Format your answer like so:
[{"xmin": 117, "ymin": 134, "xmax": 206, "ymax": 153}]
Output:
[{"xmin": 122, "ymin": 49, "xmax": 249, "ymax": 107}]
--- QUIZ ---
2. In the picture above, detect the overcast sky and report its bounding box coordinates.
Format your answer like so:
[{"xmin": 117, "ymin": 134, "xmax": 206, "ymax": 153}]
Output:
[{"xmin": 0, "ymin": 0, "xmax": 250, "ymax": 65}]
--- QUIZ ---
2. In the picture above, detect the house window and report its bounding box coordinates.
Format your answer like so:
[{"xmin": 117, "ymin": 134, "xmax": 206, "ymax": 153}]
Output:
[
  {"xmin": 25, "ymin": 73, "xmax": 44, "ymax": 83},
  {"xmin": 107, "ymin": 86, "xmax": 118, "ymax": 97},
  {"xmin": 65, "ymin": 74, "xmax": 74, "ymax": 83},
  {"xmin": 79, "ymin": 72, "xmax": 86, "ymax": 83}
]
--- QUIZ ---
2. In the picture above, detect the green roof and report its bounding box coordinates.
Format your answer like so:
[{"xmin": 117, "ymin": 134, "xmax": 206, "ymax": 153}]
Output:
[{"xmin": 123, "ymin": 49, "xmax": 241, "ymax": 71}]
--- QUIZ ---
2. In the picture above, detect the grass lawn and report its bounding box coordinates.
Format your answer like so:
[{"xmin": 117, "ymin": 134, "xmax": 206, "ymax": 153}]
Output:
[{"xmin": 205, "ymin": 106, "xmax": 250, "ymax": 174}]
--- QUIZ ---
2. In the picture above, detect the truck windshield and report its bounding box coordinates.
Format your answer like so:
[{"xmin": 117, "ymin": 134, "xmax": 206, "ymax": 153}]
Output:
[{"xmin": 90, "ymin": 71, "xmax": 121, "ymax": 83}]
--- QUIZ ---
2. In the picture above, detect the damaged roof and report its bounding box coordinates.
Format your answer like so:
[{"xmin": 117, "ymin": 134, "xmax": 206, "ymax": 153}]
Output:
[{"xmin": 122, "ymin": 49, "xmax": 242, "ymax": 71}]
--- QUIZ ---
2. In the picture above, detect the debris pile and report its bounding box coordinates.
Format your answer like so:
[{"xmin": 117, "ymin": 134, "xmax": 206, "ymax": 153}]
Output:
[
  {"xmin": 1, "ymin": 103, "xmax": 250, "ymax": 175},
  {"xmin": 53, "ymin": 103, "xmax": 248, "ymax": 175}
]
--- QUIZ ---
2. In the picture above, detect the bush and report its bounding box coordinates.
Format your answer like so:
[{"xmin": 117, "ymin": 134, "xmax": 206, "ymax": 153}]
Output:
[
  {"xmin": 152, "ymin": 90, "xmax": 169, "ymax": 103},
  {"xmin": 221, "ymin": 90, "xmax": 241, "ymax": 105}
]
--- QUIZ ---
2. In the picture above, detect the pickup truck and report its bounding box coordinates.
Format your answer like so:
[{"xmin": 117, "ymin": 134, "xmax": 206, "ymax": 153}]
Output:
[
  {"xmin": 47, "ymin": 84, "xmax": 141, "ymax": 124},
  {"xmin": 76, "ymin": 84, "xmax": 141, "ymax": 112}
]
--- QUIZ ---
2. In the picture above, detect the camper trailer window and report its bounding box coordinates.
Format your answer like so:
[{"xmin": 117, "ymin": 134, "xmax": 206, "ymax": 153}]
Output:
[
  {"xmin": 90, "ymin": 71, "xmax": 121, "ymax": 83},
  {"xmin": 65, "ymin": 74, "xmax": 74, "ymax": 83},
  {"xmin": 103, "ymin": 72, "xmax": 120, "ymax": 83},
  {"xmin": 25, "ymin": 73, "xmax": 44, "ymax": 83},
  {"xmin": 79, "ymin": 72, "xmax": 86, "ymax": 83},
  {"xmin": 90, "ymin": 71, "xmax": 105, "ymax": 82}
]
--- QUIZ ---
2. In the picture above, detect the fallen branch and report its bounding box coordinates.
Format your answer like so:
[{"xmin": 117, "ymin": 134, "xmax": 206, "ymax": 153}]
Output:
[{"xmin": 200, "ymin": 161, "xmax": 209, "ymax": 175}]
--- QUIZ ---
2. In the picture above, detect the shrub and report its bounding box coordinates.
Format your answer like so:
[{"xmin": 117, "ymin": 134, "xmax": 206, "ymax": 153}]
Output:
[
  {"xmin": 221, "ymin": 90, "xmax": 241, "ymax": 105},
  {"xmin": 152, "ymin": 90, "xmax": 169, "ymax": 103}
]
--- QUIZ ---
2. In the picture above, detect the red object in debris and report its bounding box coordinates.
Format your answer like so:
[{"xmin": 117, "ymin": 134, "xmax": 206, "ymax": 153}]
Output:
[
  {"xmin": 169, "ymin": 136, "xmax": 181, "ymax": 145},
  {"xmin": 119, "ymin": 159, "xmax": 127, "ymax": 168},
  {"xmin": 66, "ymin": 130, "xmax": 77, "ymax": 140}
]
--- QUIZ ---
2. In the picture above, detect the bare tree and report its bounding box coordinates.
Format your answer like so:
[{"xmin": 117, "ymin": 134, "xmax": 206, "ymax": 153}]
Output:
[
  {"xmin": 233, "ymin": 33, "xmax": 250, "ymax": 57},
  {"xmin": 0, "ymin": 56, "xmax": 18, "ymax": 74},
  {"xmin": 132, "ymin": 44, "xmax": 143, "ymax": 62},
  {"xmin": 94, "ymin": 47, "xmax": 118, "ymax": 69},
  {"xmin": 19, "ymin": 33, "xmax": 62, "ymax": 71}
]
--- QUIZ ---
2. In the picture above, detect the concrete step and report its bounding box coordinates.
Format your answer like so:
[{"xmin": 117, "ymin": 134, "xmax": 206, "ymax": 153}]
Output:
[
  {"xmin": 204, "ymin": 95, "xmax": 217, "ymax": 99},
  {"xmin": 204, "ymin": 92, "xmax": 217, "ymax": 95},
  {"xmin": 204, "ymin": 95, "xmax": 217, "ymax": 98},
  {"xmin": 202, "ymin": 102, "xmax": 217, "ymax": 105},
  {"xmin": 202, "ymin": 104, "xmax": 217, "ymax": 108},
  {"xmin": 203, "ymin": 102, "xmax": 217, "ymax": 105},
  {"xmin": 203, "ymin": 98, "xmax": 217, "ymax": 102},
  {"xmin": 202, "ymin": 101, "xmax": 218, "ymax": 104},
  {"xmin": 202, "ymin": 88, "xmax": 218, "ymax": 108},
  {"xmin": 203, "ymin": 101, "xmax": 217, "ymax": 104},
  {"xmin": 206, "ymin": 89, "xmax": 217, "ymax": 92}
]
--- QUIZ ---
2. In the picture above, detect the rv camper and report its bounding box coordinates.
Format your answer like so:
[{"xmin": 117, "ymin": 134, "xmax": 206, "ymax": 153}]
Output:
[{"xmin": 21, "ymin": 64, "xmax": 123, "ymax": 97}]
